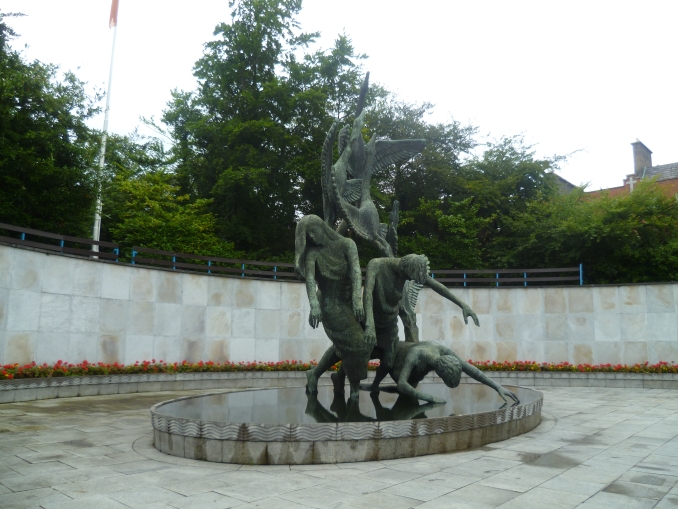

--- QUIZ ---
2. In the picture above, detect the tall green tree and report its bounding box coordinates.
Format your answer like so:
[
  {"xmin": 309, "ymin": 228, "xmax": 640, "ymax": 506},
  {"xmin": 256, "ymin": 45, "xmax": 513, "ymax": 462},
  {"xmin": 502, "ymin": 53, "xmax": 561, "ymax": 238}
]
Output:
[
  {"xmin": 0, "ymin": 11, "xmax": 101, "ymax": 237},
  {"xmin": 162, "ymin": 0, "xmax": 366, "ymax": 259}
]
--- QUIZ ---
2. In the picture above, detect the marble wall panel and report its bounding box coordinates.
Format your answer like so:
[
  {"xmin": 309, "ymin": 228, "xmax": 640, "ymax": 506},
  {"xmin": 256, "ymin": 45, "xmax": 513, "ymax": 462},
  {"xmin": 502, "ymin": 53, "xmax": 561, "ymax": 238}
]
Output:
[
  {"xmin": 129, "ymin": 268, "xmax": 156, "ymax": 302},
  {"xmin": 127, "ymin": 301, "xmax": 155, "ymax": 336},
  {"xmin": 233, "ymin": 279, "xmax": 256, "ymax": 308},
  {"xmin": 620, "ymin": 313, "xmax": 648, "ymax": 342},
  {"xmin": 303, "ymin": 338, "xmax": 331, "ymax": 363},
  {"xmin": 68, "ymin": 333, "xmax": 97, "ymax": 363},
  {"xmin": 516, "ymin": 288, "xmax": 543, "ymax": 315},
  {"xmin": 39, "ymin": 293, "xmax": 71, "ymax": 332},
  {"xmin": 469, "ymin": 289, "xmax": 492, "ymax": 315},
  {"xmin": 623, "ymin": 342, "xmax": 648, "ymax": 365},
  {"xmin": 494, "ymin": 315, "xmax": 517, "ymax": 342},
  {"xmin": 256, "ymin": 281, "xmax": 281, "ymax": 310},
  {"xmin": 256, "ymin": 309, "xmax": 281, "ymax": 339},
  {"xmin": 255, "ymin": 338, "xmax": 280, "ymax": 362},
  {"xmin": 0, "ymin": 287, "xmax": 9, "ymax": 331},
  {"xmin": 517, "ymin": 341, "xmax": 544, "ymax": 362},
  {"xmin": 156, "ymin": 271, "xmax": 182, "ymax": 304},
  {"xmin": 468, "ymin": 315, "xmax": 495, "ymax": 343},
  {"xmin": 180, "ymin": 337, "xmax": 204, "ymax": 363},
  {"xmin": 206, "ymin": 307, "xmax": 231, "ymax": 338},
  {"xmin": 566, "ymin": 287, "xmax": 594, "ymax": 313},
  {"xmin": 594, "ymin": 314, "xmax": 621, "ymax": 342},
  {"xmin": 207, "ymin": 276, "xmax": 235, "ymax": 308},
  {"xmin": 495, "ymin": 341, "xmax": 518, "ymax": 362},
  {"xmin": 592, "ymin": 286, "xmax": 619, "ymax": 313},
  {"xmin": 183, "ymin": 274, "xmax": 208, "ymax": 307},
  {"xmin": 99, "ymin": 299, "xmax": 128, "ymax": 335},
  {"xmin": 232, "ymin": 308, "xmax": 255, "ymax": 338},
  {"xmin": 514, "ymin": 315, "xmax": 544, "ymax": 343},
  {"xmin": 570, "ymin": 343, "xmax": 593, "ymax": 365},
  {"xmin": 567, "ymin": 314, "xmax": 594, "ymax": 342},
  {"xmin": 279, "ymin": 338, "xmax": 303, "ymax": 361},
  {"xmin": 447, "ymin": 341, "xmax": 468, "ymax": 362},
  {"xmin": 101, "ymin": 264, "xmax": 131, "ymax": 300},
  {"xmin": 281, "ymin": 282, "xmax": 306, "ymax": 310},
  {"xmin": 7, "ymin": 290, "xmax": 41, "ymax": 331},
  {"xmin": 0, "ymin": 246, "xmax": 12, "ymax": 288},
  {"xmin": 646, "ymin": 313, "xmax": 677, "ymax": 342},
  {"xmin": 70, "ymin": 296, "xmax": 100, "ymax": 334},
  {"xmin": 124, "ymin": 335, "xmax": 154, "ymax": 364},
  {"xmin": 98, "ymin": 334, "xmax": 124, "ymax": 364},
  {"xmin": 421, "ymin": 313, "xmax": 443, "ymax": 341},
  {"xmin": 544, "ymin": 315, "xmax": 568, "ymax": 341},
  {"xmin": 35, "ymin": 332, "xmax": 65, "ymax": 364},
  {"xmin": 154, "ymin": 303, "xmax": 182, "ymax": 337},
  {"xmin": 6, "ymin": 331, "xmax": 36, "ymax": 365},
  {"xmin": 544, "ymin": 288, "xmax": 566, "ymax": 314},
  {"xmin": 417, "ymin": 288, "xmax": 444, "ymax": 315},
  {"xmin": 41, "ymin": 255, "xmax": 75, "ymax": 295},
  {"xmin": 543, "ymin": 341, "xmax": 568, "ymax": 363},
  {"xmin": 648, "ymin": 341, "xmax": 678, "ymax": 364},
  {"xmin": 153, "ymin": 336, "xmax": 180, "ymax": 363},
  {"xmin": 181, "ymin": 306, "xmax": 205, "ymax": 337},
  {"xmin": 492, "ymin": 290, "xmax": 515, "ymax": 314},
  {"xmin": 444, "ymin": 315, "xmax": 469, "ymax": 342},
  {"xmin": 204, "ymin": 337, "xmax": 230, "ymax": 363},
  {"xmin": 229, "ymin": 337, "xmax": 256, "ymax": 362},
  {"xmin": 469, "ymin": 341, "xmax": 496, "ymax": 362},
  {"xmin": 593, "ymin": 341, "xmax": 623, "ymax": 365},
  {"xmin": 647, "ymin": 285, "xmax": 675, "ymax": 314},
  {"xmin": 280, "ymin": 310, "xmax": 304, "ymax": 340},
  {"xmin": 72, "ymin": 261, "xmax": 102, "ymax": 298},
  {"xmin": 10, "ymin": 250, "xmax": 43, "ymax": 291},
  {"xmin": 619, "ymin": 286, "xmax": 647, "ymax": 314}
]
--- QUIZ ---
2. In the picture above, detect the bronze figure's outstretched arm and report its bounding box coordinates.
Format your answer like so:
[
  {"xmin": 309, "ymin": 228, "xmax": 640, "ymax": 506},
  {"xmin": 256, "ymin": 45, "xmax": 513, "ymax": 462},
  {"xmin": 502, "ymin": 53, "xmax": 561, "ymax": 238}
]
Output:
[
  {"xmin": 460, "ymin": 359, "xmax": 520, "ymax": 404},
  {"xmin": 424, "ymin": 277, "xmax": 480, "ymax": 326}
]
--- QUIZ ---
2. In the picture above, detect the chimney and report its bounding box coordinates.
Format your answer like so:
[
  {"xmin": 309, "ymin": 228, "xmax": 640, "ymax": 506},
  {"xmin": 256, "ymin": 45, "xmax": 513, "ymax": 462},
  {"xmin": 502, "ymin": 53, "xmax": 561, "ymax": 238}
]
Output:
[{"xmin": 631, "ymin": 139, "xmax": 652, "ymax": 175}]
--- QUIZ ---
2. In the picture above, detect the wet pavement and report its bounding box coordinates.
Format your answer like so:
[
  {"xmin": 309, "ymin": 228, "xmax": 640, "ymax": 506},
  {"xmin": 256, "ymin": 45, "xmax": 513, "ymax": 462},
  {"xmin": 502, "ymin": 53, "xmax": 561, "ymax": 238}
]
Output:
[{"xmin": 1, "ymin": 386, "xmax": 678, "ymax": 509}]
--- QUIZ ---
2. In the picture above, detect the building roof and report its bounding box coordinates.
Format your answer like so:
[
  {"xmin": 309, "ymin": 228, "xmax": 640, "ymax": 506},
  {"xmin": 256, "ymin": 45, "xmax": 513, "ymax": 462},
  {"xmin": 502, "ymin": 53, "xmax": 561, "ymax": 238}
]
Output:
[{"xmin": 644, "ymin": 162, "xmax": 678, "ymax": 181}]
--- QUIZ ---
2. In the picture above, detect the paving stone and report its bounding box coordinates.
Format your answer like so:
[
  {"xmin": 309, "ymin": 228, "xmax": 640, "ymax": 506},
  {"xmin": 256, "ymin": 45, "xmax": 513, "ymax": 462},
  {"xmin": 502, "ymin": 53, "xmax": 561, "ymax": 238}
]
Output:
[{"xmin": 0, "ymin": 487, "xmax": 72, "ymax": 509}]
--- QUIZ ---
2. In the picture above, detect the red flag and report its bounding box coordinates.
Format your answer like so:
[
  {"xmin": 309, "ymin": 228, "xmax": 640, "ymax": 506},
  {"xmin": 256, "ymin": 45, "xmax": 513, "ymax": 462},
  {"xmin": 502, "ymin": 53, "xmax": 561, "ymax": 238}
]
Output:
[{"xmin": 109, "ymin": 0, "xmax": 119, "ymax": 28}]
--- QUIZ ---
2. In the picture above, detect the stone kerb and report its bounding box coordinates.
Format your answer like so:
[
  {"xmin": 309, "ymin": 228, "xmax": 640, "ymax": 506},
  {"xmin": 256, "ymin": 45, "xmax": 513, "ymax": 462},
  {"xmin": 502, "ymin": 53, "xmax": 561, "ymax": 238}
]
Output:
[{"xmin": 2, "ymin": 243, "xmax": 678, "ymax": 367}]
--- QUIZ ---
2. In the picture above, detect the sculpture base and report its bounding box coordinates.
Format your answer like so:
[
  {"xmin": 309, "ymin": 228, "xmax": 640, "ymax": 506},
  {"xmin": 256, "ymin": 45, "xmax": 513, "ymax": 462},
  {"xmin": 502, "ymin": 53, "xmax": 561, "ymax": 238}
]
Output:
[{"xmin": 150, "ymin": 384, "xmax": 542, "ymax": 465}]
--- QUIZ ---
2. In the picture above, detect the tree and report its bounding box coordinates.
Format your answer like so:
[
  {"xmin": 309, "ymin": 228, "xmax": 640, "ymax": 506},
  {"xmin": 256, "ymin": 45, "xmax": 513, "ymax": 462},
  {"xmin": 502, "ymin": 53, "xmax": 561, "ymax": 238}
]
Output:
[
  {"xmin": 0, "ymin": 10, "xmax": 101, "ymax": 237},
  {"xmin": 106, "ymin": 170, "xmax": 237, "ymax": 259},
  {"xmin": 497, "ymin": 180, "xmax": 678, "ymax": 283},
  {"xmin": 162, "ymin": 0, "xmax": 366, "ymax": 259}
]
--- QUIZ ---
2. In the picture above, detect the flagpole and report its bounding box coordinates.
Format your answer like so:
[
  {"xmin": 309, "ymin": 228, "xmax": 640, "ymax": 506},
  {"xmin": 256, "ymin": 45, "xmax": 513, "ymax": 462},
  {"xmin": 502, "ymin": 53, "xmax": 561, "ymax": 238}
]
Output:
[{"xmin": 92, "ymin": 9, "xmax": 119, "ymax": 253}]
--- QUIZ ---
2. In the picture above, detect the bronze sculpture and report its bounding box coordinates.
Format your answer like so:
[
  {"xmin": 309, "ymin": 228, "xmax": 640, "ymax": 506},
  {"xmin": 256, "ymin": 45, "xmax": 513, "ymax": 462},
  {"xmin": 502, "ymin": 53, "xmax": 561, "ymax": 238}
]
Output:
[{"xmin": 297, "ymin": 73, "xmax": 516, "ymax": 405}]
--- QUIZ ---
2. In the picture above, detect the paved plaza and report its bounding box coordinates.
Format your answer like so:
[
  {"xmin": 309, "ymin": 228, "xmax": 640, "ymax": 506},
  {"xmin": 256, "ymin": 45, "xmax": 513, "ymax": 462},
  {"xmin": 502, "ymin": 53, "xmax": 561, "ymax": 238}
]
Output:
[{"xmin": 1, "ymin": 387, "xmax": 678, "ymax": 509}]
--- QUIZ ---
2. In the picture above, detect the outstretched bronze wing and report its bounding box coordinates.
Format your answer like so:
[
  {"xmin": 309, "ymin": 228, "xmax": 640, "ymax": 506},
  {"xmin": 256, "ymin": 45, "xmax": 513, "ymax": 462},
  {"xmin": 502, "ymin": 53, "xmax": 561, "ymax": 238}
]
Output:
[{"xmin": 372, "ymin": 139, "xmax": 427, "ymax": 174}]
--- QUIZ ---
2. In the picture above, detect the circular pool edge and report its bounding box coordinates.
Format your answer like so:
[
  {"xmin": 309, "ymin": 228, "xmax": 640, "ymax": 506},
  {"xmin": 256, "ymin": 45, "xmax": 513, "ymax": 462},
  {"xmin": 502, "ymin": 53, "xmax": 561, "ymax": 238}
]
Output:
[{"xmin": 150, "ymin": 385, "xmax": 543, "ymax": 465}]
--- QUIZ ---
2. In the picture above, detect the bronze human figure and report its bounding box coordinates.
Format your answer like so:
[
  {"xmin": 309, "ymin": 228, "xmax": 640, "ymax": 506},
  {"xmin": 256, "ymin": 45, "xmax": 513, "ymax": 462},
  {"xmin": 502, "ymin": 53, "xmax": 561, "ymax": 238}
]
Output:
[
  {"xmin": 294, "ymin": 215, "xmax": 369, "ymax": 400},
  {"xmin": 365, "ymin": 340, "xmax": 519, "ymax": 405}
]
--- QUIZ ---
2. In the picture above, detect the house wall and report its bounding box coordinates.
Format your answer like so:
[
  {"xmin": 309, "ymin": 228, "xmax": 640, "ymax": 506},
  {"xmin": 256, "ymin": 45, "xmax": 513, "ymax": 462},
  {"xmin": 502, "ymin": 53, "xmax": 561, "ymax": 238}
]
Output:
[{"xmin": 1, "ymin": 243, "xmax": 677, "ymax": 366}]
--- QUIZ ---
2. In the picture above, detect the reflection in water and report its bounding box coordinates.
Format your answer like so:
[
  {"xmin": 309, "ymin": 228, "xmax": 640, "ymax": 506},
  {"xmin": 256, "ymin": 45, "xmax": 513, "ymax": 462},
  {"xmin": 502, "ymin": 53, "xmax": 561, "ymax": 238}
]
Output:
[
  {"xmin": 157, "ymin": 384, "xmax": 534, "ymax": 425},
  {"xmin": 304, "ymin": 391, "xmax": 445, "ymax": 423}
]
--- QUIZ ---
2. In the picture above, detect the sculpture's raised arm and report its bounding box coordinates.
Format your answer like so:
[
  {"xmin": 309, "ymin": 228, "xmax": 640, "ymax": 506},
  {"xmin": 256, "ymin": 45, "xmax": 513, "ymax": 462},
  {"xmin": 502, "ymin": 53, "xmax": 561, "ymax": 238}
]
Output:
[{"xmin": 424, "ymin": 277, "xmax": 480, "ymax": 327}]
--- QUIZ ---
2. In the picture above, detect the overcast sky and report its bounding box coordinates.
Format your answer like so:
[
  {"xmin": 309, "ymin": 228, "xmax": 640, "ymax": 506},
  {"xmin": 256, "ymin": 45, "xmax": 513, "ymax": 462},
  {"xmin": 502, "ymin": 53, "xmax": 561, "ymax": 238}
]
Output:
[{"xmin": 3, "ymin": 0, "xmax": 677, "ymax": 190}]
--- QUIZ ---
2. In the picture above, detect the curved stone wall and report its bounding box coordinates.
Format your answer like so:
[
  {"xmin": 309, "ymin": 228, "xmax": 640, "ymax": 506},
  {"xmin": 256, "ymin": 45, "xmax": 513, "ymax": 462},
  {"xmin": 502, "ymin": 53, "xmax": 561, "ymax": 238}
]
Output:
[{"xmin": 1, "ymin": 243, "xmax": 677, "ymax": 366}]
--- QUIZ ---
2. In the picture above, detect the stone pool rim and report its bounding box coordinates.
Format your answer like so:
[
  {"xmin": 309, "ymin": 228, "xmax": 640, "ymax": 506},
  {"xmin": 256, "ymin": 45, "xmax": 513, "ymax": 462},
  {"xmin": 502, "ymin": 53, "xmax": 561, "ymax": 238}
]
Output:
[{"xmin": 150, "ymin": 385, "xmax": 543, "ymax": 464}]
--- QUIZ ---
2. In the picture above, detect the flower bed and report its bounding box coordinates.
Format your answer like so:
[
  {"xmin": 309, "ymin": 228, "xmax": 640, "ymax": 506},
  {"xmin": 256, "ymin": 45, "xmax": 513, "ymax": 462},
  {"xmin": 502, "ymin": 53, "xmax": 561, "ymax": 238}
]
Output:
[{"xmin": 2, "ymin": 359, "xmax": 678, "ymax": 380}]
